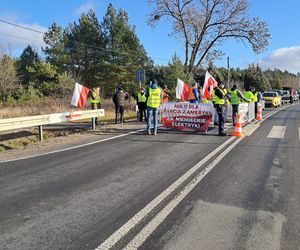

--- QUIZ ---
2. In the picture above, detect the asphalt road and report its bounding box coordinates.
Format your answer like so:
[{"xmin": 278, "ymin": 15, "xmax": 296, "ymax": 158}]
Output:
[{"xmin": 0, "ymin": 103, "xmax": 299, "ymax": 250}]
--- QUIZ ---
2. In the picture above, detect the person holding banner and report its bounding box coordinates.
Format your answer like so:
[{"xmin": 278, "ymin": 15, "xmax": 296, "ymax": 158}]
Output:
[
  {"xmin": 188, "ymin": 82, "xmax": 200, "ymax": 103},
  {"xmin": 146, "ymin": 79, "xmax": 162, "ymax": 135},
  {"xmin": 230, "ymin": 84, "xmax": 249, "ymax": 125},
  {"xmin": 213, "ymin": 82, "xmax": 228, "ymax": 136}
]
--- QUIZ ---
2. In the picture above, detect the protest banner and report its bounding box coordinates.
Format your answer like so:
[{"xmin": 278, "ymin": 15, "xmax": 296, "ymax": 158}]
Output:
[{"xmin": 161, "ymin": 102, "xmax": 214, "ymax": 132}]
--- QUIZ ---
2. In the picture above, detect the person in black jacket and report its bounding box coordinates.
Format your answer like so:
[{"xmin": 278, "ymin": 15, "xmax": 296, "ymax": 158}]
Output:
[
  {"xmin": 112, "ymin": 87, "xmax": 129, "ymax": 124},
  {"xmin": 214, "ymin": 82, "xmax": 230, "ymax": 136}
]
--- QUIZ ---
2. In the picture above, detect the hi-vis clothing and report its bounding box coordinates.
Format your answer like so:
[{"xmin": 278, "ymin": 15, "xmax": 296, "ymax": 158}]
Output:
[
  {"xmin": 212, "ymin": 89, "xmax": 217, "ymax": 103},
  {"xmin": 138, "ymin": 93, "xmax": 147, "ymax": 103},
  {"xmin": 91, "ymin": 90, "xmax": 101, "ymax": 104},
  {"xmin": 147, "ymin": 87, "xmax": 161, "ymax": 108},
  {"xmin": 223, "ymin": 89, "xmax": 230, "ymax": 105},
  {"xmin": 253, "ymin": 92, "xmax": 258, "ymax": 102},
  {"xmin": 230, "ymin": 89, "xmax": 240, "ymax": 104},
  {"xmin": 244, "ymin": 91, "xmax": 255, "ymax": 102},
  {"xmin": 188, "ymin": 87, "xmax": 196, "ymax": 101},
  {"xmin": 214, "ymin": 88, "xmax": 226, "ymax": 105}
]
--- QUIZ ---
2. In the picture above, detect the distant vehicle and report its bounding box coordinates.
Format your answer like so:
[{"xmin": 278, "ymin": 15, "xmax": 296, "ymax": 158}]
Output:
[
  {"xmin": 281, "ymin": 91, "xmax": 291, "ymax": 104},
  {"xmin": 282, "ymin": 86, "xmax": 299, "ymax": 103},
  {"xmin": 263, "ymin": 91, "xmax": 282, "ymax": 107},
  {"xmin": 273, "ymin": 89, "xmax": 284, "ymax": 96}
]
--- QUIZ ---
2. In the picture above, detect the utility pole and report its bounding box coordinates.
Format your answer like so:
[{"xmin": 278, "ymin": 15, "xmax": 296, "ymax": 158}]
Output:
[{"xmin": 227, "ymin": 56, "xmax": 230, "ymax": 87}]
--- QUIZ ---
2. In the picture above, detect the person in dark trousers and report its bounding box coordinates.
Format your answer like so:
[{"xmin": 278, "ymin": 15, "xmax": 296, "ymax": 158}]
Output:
[
  {"xmin": 213, "ymin": 82, "xmax": 230, "ymax": 136},
  {"xmin": 137, "ymin": 87, "xmax": 147, "ymax": 122},
  {"xmin": 230, "ymin": 84, "xmax": 249, "ymax": 125},
  {"xmin": 112, "ymin": 87, "xmax": 129, "ymax": 124},
  {"xmin": 90, "ymin": 87, "xmax": 101, "ymax": 125},
  {"xmin": 146, "ymin": 79, "xmax": 162, "ymax": 135},
  {"xmin": 251, "ymin": 87, "xmax": 259, "ymax": 118}
]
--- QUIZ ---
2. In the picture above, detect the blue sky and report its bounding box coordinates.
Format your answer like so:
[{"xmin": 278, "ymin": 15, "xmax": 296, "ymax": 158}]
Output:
[{"xmin": 0, "ymin": 0, "xmax": 300, "ymax": 73}]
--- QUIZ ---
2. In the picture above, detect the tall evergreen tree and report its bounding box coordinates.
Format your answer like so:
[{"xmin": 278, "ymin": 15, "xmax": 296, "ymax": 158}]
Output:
[{"xmin": 17, "ymin": 45, "xmax": 39, "ymax": 85}]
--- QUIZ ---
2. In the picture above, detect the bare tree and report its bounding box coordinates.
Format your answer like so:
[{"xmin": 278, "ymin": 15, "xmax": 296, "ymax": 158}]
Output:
[{"xmin": 148, "ymin": 0, "xmax": 270, "ymax": 75}]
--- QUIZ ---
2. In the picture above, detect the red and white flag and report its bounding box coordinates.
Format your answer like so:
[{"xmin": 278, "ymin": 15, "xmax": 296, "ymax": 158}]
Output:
[
  {"xmin": 202, "ymin": 71, "xmax": 218, "ymax": 100},
  {"xmin": 176, "ymin": 78, "xmax": 190, "ymax": 101},
  {"xmin": 70, "ymin": 82, "xmax": 90, "ymax": 108}
]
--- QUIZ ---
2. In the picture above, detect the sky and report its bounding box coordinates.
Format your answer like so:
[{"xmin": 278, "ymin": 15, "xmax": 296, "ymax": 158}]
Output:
[{"xmin": 0, "ymin": 0, "xmax": 300, "ymax": 74}]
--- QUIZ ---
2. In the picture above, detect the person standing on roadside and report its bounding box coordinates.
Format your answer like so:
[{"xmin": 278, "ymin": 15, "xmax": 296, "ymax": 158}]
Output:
[
  {"xmin": 230, "ymin": 84, "xmax": 249, "ymax": 125},
  {"xmin": 251, "ymin": 87, "xmax": 260, "ymax": 118},
  {"xmin": 213, "ymin": 82, "xmax": 229, "ymax": 136},
  {"xmin": 90, "ymin": 87, "xmax": 101, "ymax": 125},
  {"xmin": 137, "ymin": 87, "xmax": 147, "ymax": 122},
  {"xmin": 146, "ymin": 79, "xmax": 162, "ymax": 135},
  {"xmin": 112, "ymin": 87, "xmax": 129, "ymax": 124},
  {"xmin": 188, "ymin": 82, "xmax": 200, "ymax": 103}
]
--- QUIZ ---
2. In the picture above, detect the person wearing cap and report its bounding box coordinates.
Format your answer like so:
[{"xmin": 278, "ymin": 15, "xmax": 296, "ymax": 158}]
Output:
[
  {"xmin": 137, "ymin": 87, "xmax": 147, "ymax": 122},
  {"xmin": 90, "ymin": 87, "xmax": 101, "ymax": 125},
  {"xmin": 145, "ymin": 79, "xmax": 162, "ymax": 135},
  {"xmin": 188, "ymin": 82, "xmax": 200, "ymax": 103},
  {"xmin": 213, "ymin": 82, "xmax": 230, "ymax": 136},
  {"xmin": 112, "ymin": 86, "xmax": 129, "ymax": 124},
  {"xmin": 230, "ymin": 84, "xmax": 249, "ymax": 125}
]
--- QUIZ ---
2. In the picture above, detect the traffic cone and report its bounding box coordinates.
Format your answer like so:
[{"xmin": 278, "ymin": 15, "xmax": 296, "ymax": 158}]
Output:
[
  {"xmin": 256, "ymin": 104, "xmax": 263, "ymax": 121},
  {"xmin": 232, "ymin": 114, "xmax": 244, "ymax": 137}
]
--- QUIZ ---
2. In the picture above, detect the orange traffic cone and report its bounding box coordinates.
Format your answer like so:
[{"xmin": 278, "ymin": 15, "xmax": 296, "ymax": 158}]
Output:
[
  {"xmin": 232, "ymin": 114, "xmax": 244, "ymax": 137},
  {"xmin": 256, "ymin": 104, "xmax": 263, "ymax": 121}
]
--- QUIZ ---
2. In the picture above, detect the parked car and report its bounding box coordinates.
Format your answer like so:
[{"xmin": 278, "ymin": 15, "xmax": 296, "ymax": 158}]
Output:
[
  {"xmin": 282, "ymin": 86, "xmax": 298, "ymax": 103},
  {"xmin": 263, "ymin": 91, "xmax": 282, "ymax": 107}
]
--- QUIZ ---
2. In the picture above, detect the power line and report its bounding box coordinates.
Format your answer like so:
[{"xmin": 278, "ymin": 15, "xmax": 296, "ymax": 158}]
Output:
[
  {"xmin": 0, "ymin": 19, "xmax": 45, "ymax": 34},
  {"xmin": 0, "ymin": 18, "xmax": 173, "ymax": 62}
]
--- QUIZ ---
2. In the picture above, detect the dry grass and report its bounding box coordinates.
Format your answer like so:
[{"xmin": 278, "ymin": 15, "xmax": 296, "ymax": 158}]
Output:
[
  {"xmin": 0, "ymin": 97, "xmax": 137, "ymax": 120},
  {"xmin": 0, "ymin": 97, "xmax": 138, "ymax": 152}
]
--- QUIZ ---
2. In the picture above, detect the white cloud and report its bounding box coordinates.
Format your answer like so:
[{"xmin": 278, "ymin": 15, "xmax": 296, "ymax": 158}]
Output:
[
  {"xmin": 0, "ymin": 14, "xmax": 47, "ymax": 56},
  {"xmin": 260, "ymin": 46, "xmax": 300, "ymax": 73},
  {"xmin": 75, "ymin": 1, "xmax": 99, "ymax": 15}
]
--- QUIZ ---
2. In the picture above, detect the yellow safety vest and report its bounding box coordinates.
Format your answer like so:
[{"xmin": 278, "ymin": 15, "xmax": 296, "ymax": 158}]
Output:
[
  {"xmin": 244, "ymin": 91, "xmax": 255, "ymax": 102},
  {"xmin": 230, "ymin": 89, "xmax": 240, "ymax": 105},
  {"xmin": 137, "ymin": 93, "xmax": 147, "ymax": 103},
  {"xmin": 147, "ymin": 88, "xmax": 161, "ymax": 108},
  {"xmin": 253, "ymin": 92, "xmax": 258, "ymax": 102},
  {"xmin": 90, "ymin": 91, "xmax": 101, "ymax": 104},
  {"xmin": 214, "ymin": 88, "xmax": 225, "ymax": 105}
]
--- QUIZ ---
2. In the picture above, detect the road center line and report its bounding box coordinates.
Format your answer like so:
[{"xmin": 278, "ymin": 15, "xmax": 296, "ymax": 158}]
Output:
[
  {"xmin": 96, "ymin": 104, "xmax": 294, "ymax": 249},
  {"xmin": 95, "ymin": 136, "xmax": 235, "ymax": 250}
]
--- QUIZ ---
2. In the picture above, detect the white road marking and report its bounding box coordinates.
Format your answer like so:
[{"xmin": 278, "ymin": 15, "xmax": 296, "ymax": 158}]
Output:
[
  {"xmin": 0, "ymin": 129, "xmax": 145, "ymax": 164},
  {"xmin": 96, "ymin": 104, "xmax": 293, "ymax": 249},
  {"xmin": 299, "ymin": 127, "xmax": 300, "ymax": 140},
  {"xmin": 267, "ymin": 126, "xmax": 286, "ymax": 139},
  {"xmin": 124, "ymin": 137, "xmax": 243, "ymax": 249},
  {"xmin": 95, "ymin": 136, "xmax": 236, "ymax": 250}
]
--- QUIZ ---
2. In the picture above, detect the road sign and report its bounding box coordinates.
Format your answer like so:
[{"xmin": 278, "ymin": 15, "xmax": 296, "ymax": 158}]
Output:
[{"xmin": 135, "ymin": 69, "xmax": 145, "ymax": 82}]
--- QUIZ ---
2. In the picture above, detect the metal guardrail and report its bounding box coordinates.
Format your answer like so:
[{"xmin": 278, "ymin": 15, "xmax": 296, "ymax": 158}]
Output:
[{"xmin": 0, "ymin": 109, "xmax": 105, "ymax": 141}]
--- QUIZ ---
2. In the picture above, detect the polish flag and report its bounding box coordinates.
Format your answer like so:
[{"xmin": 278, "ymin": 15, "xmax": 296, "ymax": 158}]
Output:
[
  {"xmin": 202, "ymin": 71, "xmax": 218, "ymax": 100},
  {"xmin": 176, "ymin": 78, "xmax": 190, "ymax": 101},
  {"xmin": 70, "ymin": 82, "xmax": 90, "ymax": 108}
]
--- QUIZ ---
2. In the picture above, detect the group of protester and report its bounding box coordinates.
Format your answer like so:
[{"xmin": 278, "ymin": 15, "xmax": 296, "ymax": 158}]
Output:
[
  {"xmin": 188, "ymin": 81, "xmax": 262, "ymax": 136},
  {"xmin": 89, "ymin": 79, "xmax": 262, "ymax": 136}
]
